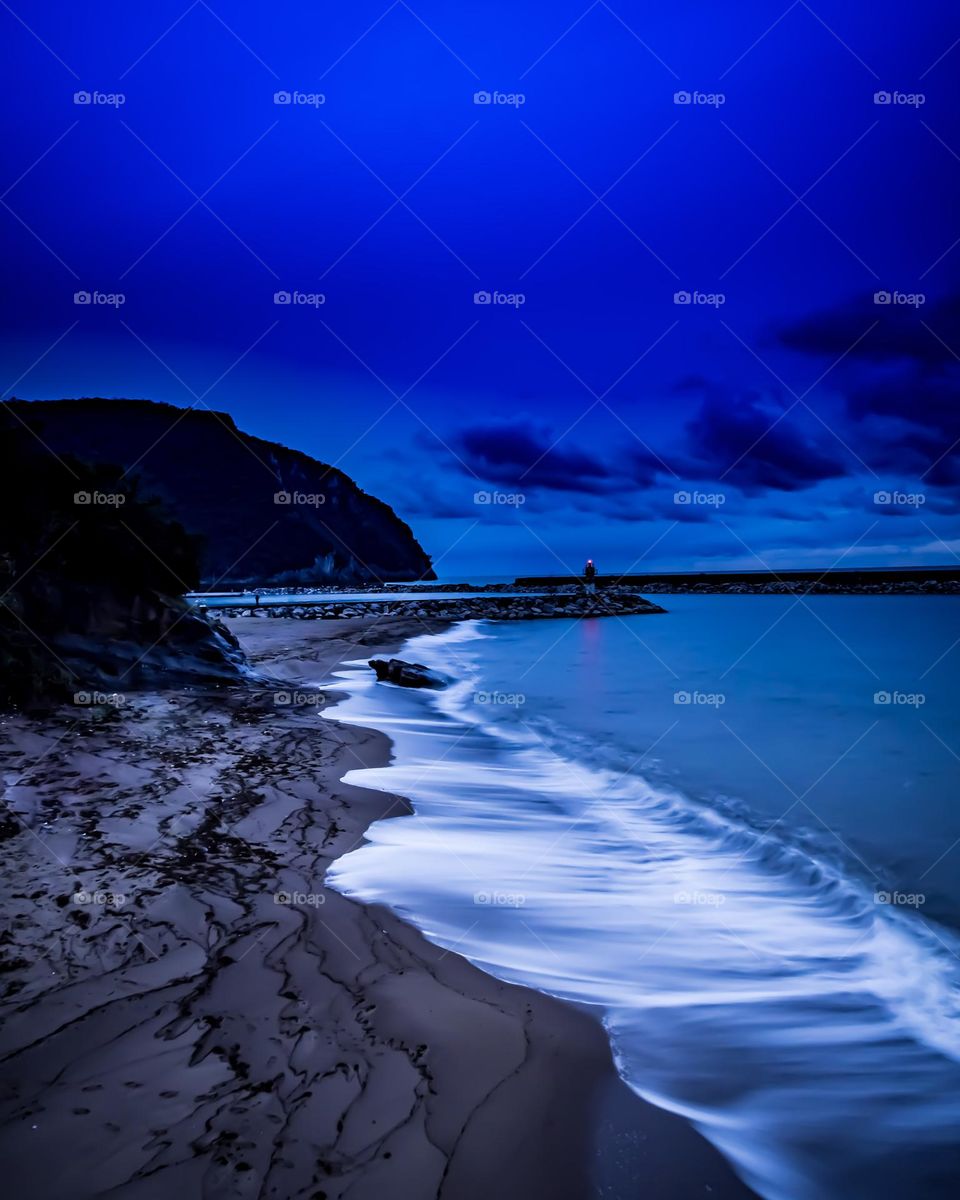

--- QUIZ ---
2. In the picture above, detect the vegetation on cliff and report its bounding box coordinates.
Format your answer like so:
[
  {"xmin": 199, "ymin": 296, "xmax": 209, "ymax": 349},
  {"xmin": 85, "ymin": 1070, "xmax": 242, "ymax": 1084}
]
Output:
[{"xmin": 0, "ymin": 422, "xmax": 242, "ymax": 707}]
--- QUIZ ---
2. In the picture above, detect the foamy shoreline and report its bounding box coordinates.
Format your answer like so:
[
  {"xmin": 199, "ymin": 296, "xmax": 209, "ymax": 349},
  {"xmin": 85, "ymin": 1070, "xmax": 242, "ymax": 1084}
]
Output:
[
  {"xmin": 0, "ymin": 614, "xmax": 754, "ymax": 1200},
  {"xmin": 327, "ymin": 615, "xmax": 960, "ymax": 1200}
]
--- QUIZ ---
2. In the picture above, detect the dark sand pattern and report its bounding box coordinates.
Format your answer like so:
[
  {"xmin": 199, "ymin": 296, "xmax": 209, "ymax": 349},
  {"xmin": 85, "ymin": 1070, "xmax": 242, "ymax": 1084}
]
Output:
[{"xmin": 0, "ymin": 618, "xmax": 754, "ymax": 1200}]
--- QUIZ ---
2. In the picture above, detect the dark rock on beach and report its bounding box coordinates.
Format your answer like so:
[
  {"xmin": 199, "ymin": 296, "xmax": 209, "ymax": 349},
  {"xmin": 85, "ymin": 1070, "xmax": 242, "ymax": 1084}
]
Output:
[{"xmin": 369, "ymin": 657, "xmax": 449, "ymax": 688}]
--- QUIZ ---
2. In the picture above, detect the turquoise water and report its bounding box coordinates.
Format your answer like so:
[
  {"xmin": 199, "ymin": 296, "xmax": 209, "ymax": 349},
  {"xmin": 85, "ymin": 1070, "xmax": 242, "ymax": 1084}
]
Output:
[
  {"xmin": 456, "ymin": 596, "xmax": 960, "ymax": 918},
  {"xmin": 327, "ymin": 598, "xmax": 960, "ymax": 1199}
]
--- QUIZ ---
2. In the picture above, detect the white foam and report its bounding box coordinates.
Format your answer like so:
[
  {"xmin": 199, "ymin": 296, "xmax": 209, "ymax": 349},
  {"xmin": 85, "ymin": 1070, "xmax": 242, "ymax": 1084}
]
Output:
[{"xmin": 325, "ymin": 623, "xmax": 960, "ymax": 1200}]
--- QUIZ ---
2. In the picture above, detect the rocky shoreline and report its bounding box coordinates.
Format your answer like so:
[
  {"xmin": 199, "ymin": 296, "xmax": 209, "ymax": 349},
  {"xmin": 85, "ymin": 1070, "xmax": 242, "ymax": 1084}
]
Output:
[
  {"xmin": 216, "ymin": 593, "xmax": 666, "ymax": 622},
  {"xmin": 637, "ymin": 579, "xmax": 960, "ymax": 595}
]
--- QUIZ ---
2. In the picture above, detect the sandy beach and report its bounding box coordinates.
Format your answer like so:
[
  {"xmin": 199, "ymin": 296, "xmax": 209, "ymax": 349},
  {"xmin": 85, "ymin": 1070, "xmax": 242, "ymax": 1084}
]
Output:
[{"xmin": 0, "ymin": 615, "xmax": 755, "ymax": 1199}]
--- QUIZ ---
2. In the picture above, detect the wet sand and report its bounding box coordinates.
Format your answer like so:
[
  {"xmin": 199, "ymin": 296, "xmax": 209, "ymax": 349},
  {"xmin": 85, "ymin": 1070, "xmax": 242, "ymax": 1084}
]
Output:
[{"xmin": 0, "ymin": 615, "xmax": 756, "ymax": 1199}]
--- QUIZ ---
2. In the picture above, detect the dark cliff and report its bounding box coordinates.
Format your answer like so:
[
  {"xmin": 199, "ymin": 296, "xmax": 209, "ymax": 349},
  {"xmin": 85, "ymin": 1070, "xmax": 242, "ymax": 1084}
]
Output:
[
  {"xmin": 0, "ymin": 424, "xmax": 245, "ymax": 707},
  {"xmin": 6, "ymin": 399, "xmax": 435, "ymax": 586}
]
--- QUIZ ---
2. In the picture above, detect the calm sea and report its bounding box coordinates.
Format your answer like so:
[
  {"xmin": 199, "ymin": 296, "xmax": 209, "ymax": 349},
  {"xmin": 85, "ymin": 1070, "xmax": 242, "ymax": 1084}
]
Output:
[{"xmin": 327, "ymin": 596, "xmax": 960, "ymax": 1200}]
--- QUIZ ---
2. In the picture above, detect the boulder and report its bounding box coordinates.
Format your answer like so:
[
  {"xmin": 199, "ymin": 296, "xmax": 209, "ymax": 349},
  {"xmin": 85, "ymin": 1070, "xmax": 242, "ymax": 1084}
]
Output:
[{"xmin": 368, "ymin": 658, "xmax": 448, "ymax": 689}]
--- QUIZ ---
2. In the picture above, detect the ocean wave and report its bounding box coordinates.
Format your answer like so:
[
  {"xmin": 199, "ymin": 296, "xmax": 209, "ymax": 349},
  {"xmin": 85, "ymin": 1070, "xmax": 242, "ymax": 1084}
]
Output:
[{"xmin": 326, "ymin": 622, "xmax": 960, "ymax": 1200}]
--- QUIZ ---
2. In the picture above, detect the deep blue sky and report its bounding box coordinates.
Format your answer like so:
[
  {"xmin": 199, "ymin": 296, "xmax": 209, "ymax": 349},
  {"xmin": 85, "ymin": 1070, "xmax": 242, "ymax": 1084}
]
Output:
[{"xmin": 3, "ymin": 1, "xmax": 959, "ymax": 576}]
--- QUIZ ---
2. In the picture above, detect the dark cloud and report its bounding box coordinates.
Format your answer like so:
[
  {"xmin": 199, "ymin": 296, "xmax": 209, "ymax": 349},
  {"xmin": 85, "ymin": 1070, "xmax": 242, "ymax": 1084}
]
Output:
[
  {"xmin": 451, "ymin": 395, "xmax": 854, "ymax": 504},
  {"xmin": 839, "ymin": 373, "xmax": 959, "ymax": 483},
  {"xmin": 776, "ymin": 293, "xmax": 960, "ymax": 487},
  {"xmin": 454, "ymin": 419, "xmax": 646, "ymax": 495},
  {"xmin": 849, "ymin": 368, "xmax": 958, "ymax": 430},
  {"xmin": 679, "ymin": 388, "xmax": 851, "ymax": 493},
  {"xmin": 778, "ymin": 291, "xmax": 960, "ymax": 367}
]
